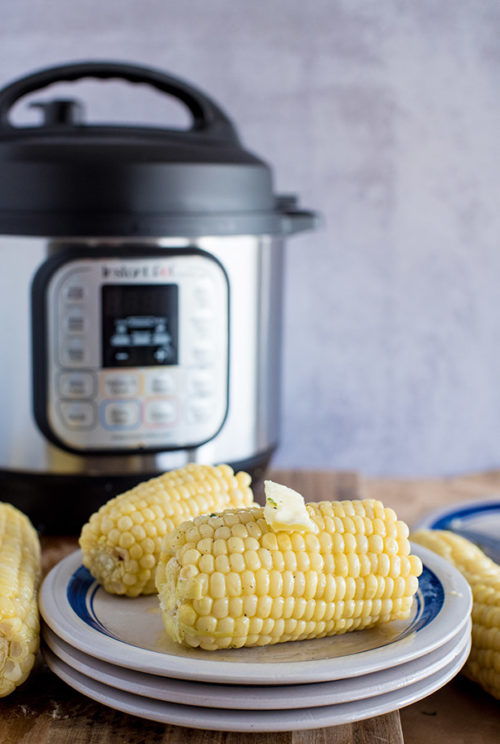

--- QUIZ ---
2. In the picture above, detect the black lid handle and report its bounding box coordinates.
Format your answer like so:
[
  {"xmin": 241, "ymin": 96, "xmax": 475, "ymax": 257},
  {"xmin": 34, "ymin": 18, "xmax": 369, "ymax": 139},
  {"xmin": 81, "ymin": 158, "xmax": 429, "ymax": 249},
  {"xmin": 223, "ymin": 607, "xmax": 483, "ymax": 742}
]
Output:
[{"xmin": 0, "ymin": 60, "xmax": 239, "ymax": 141}]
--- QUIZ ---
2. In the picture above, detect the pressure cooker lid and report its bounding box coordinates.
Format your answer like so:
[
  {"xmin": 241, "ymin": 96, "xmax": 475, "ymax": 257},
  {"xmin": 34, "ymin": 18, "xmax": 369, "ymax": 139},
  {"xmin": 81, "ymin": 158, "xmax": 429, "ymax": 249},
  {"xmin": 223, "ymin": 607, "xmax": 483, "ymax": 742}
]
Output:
[{"xmin": 0, "ymin": 61, "xmax": 316, "ymax": 237}]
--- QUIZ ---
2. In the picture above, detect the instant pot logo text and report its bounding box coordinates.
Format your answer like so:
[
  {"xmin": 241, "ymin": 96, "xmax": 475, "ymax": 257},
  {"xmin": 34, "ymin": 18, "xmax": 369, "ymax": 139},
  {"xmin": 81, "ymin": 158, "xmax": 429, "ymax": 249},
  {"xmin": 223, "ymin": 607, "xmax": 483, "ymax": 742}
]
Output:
[{"xmin": 101, "ymin": 264, "xmax": 173, "ymax": 279}]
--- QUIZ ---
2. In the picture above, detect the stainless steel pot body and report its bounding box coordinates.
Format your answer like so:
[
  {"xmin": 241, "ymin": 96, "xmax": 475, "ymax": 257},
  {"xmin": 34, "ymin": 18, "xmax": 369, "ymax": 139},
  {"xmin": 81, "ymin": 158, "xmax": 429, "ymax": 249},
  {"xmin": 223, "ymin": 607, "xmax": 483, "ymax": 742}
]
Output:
[{"xmin": 0, "ymin": 234, "xmax": 283, "ymax": 485}]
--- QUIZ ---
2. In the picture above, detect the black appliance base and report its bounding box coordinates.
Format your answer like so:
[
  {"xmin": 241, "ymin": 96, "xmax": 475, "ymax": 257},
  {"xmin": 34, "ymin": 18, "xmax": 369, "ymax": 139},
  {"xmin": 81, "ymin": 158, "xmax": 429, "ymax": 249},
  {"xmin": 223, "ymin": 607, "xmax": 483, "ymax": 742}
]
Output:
[{"xmin": 0, "ymin": 448, "xmax": 275, "ymax": 535}]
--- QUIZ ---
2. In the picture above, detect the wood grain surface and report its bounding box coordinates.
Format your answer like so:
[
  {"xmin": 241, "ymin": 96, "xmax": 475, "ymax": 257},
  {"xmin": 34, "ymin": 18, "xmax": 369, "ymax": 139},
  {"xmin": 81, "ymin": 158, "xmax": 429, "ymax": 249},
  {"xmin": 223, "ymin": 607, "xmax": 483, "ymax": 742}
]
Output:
[{"xmin": 0, "ymin": 469, "xmax": 405, "ymax": 744}]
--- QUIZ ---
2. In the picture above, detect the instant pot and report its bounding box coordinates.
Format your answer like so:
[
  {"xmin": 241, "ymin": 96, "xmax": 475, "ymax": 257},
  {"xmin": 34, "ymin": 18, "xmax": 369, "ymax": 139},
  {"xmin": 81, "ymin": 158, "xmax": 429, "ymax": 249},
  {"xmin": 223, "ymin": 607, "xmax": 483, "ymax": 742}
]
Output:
[{"xmin": 0, "ymin": 61, "xmax": 317, "ymax": 532}]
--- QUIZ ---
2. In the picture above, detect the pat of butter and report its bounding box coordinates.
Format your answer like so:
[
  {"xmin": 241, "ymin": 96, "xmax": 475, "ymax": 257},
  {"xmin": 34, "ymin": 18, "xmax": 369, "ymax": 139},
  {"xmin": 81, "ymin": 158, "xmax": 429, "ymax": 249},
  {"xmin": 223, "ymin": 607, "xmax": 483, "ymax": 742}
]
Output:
[{"xmin": 263, "ymin": 480, "xmax": 318, "ymax": 533}]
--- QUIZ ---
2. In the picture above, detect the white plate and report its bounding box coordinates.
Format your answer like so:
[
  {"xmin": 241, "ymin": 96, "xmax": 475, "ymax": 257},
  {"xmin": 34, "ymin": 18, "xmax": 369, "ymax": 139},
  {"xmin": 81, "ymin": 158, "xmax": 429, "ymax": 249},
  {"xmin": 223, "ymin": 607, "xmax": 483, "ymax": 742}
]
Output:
[
  {"xmin": 39, "ymin": 544, "xmax": 472, "ymax": 685},
  {"xmin": 43, "ymin": 641, "xmax": 470, "ymax": 732},
  {"xmin": 414, "ymin": 498, "xmax": 500, "ymax": 535},
  {"xmin": 42, "ymin": 620, "xmax": 471, "ymax": 710}
]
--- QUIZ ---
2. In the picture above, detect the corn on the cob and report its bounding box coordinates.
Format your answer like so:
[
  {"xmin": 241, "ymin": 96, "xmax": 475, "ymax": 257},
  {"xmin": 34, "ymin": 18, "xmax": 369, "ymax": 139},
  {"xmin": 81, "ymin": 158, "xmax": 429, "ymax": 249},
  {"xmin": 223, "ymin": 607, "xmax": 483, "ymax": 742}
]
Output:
[
  {"xmin": 412, "ymin": 528, "xmax": 500, "ymax": 700},
  {"xmin": 156, "ymin": 499, "xmax": 422, "ymax": 651},
  {"xmin": 0, "ymin": 502, "xmax": 41, "ymax": 697},
  {"xmin": 80, "ymin": 464, "xmax": 254, "ymax": 597}
]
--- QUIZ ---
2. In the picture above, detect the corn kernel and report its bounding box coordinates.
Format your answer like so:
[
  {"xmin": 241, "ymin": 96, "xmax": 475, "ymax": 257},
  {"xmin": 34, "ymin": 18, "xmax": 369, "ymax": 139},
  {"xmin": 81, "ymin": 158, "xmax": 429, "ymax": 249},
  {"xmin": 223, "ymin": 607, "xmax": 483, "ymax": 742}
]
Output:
[
  {"xmin": 261, "ymin": 532, "xmax": 278, "ymax": 551},
  {"xmin": 255, "ymin": 568, "xmax": 270, "ymax": 596},
  {"xmin": 226, "ymin": 572, "xmax": 242, "ymax": 596},
  {"xmin": 182, "ymin": 549, "xmax": 201, "ymax": 567},
  {"xmin": 258, "ymin": 548, "xmax": 273, "ymax": 571},
  {"xmin": 257, "ymin": 596, "xmax": 273, "ymax": 619},
  {"xmin": 291, "ymin": 533, "xmax": 305, "ymax": 552},
  {"xmin": 243, "ymin": 595, "xmax": 257, "ymax": 617},
  {"xmin": 209, "ymin": 572, "xmax": 226, "ymax": 599},
  {"xmin": 229, "ymin": 553, "xmax": 245, "ymax": 573},
  {"xmin": 218, "ymin": 617, "xmax": 235, "ymax": 635},
  {"xmin": 241, "ymin": 570, "xmax": 256, "ymax": 594},
  {"xmin": 214, "ymin": 555, "xmax": 230, "ymax": 573},
  {"xmin": 235, "ymin": 616, "xmax": 250, "ymax": 636},
  {"xmin": 228, "ymin": 597, "xmax": 243, "ymax": 618},
  {"xmin": 212, "ymin": 598, "xmax": 229, "ymax": 619},
  {"xmin": 198, "ymin": 538, "xmax": 214, "ymax": 554},
  {"xmin": 293, "ymin": 571, "xmax": 306, "ymax": 597},
  {"xmin": 244, "ymin": 550, "xmax": 261, "ymax": 571},
  {"xmin": 193, "ymin": 597, "xmax": 212, "ymax": 616},
  {"xmin": 199, "ymin": 554, "xmax": 215, "ymax": 574},
  {"xmin": 213, "ymin": 539, "xmax": 228, "ymax": 556},
  {"xmin": 227, "ymin": 536, "xmax": 244, "ymax": 553},
  {"xmin": 119, "ymin": 532, "xmax": 134, "ymax": 549},
  {"xmin": 196, "ymin": 616, "xmax": 217, "ymax": 634},
  {"xmin": 117, "ymin": 515, "xmax": 133, "ymax": 531},
  {"xmin": 277, "ymin": 533, "xmax": 292, "ymax": 551},
  {"xmin": 378, "ymin": 553, "xmax": 391, "ymax": 577},
  {"xmin": 272, "ymin": 551, "xmax": 285, "ymax": 571},
  {"xmin": 178, "ymin": 604, "xmax": 197, "ymax": 627},
  {"xmin": 281, "ymin": 570, "xmax": 294, "ymax": 597}
]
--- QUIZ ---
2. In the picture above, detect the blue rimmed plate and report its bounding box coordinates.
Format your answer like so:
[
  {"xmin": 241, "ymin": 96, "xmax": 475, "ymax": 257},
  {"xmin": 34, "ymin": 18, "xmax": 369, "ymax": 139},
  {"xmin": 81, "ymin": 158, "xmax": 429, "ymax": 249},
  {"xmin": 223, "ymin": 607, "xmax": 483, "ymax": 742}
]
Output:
[
  {"xmin": 414, "ymin": 499, "xmax": 500, "ymax": 562},
  {"xmin": 39, "ymin": 544, "xmax": 471, "ymax": 685}
]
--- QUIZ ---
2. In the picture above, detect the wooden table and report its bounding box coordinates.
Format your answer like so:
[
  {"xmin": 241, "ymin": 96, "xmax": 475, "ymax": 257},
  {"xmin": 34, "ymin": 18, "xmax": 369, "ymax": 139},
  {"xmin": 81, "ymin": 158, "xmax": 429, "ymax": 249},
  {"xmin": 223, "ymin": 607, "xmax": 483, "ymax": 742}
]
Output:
[{"xmin": 0, "ymin": 469, "xmax": 499, "ymax": 743}]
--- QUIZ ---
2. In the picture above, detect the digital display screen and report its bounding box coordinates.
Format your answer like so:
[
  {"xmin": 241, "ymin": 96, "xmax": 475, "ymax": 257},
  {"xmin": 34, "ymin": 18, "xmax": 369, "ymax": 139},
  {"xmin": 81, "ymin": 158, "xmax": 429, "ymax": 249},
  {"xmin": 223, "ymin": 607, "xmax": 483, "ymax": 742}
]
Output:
[{"xmin": 102, "ymin": 285, "xmax": 179, "ymax": 368}]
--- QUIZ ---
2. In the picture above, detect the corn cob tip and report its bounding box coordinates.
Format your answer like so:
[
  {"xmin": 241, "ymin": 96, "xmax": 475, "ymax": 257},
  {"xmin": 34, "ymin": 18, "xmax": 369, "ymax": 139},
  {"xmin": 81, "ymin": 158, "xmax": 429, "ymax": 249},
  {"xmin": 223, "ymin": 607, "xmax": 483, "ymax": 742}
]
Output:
[
  {"xmin": 411, "ymin": 528, "xmax": 500, "ymax": 701},
  {"xmin": 0, "ymin": 503, "xmax": 41, "ymax": 697},
  {"xmin": 79, "ymin": 463, "xmax": 255, "ymax": 596}
]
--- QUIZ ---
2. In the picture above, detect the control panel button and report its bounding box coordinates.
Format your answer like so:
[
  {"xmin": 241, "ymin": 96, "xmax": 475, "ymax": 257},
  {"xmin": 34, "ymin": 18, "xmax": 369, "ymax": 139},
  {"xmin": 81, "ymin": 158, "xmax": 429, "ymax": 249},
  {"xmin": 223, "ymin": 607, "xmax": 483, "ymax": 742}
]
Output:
[
  {"xmin": 144, "ymin": 399, "xmax": 177, "ymax": 426},
  {"xmin": 63, "ymin": 283, "xmax": 86, "ymax": 303},
  {"xmin": 64, "ymin": 306, "xmax": 85, "ymax": 334},
  {"xmin": 103, "ymin": 401, "xmax": 140, "ymax": 429},
  {"xmin": 185, "ymin": 398, "xmax": 215, "ymax": 424},
  {"xmin": 188, "ymin": 371, "xmax": 215, "ymax": 398},
  {"xmin": 103, "ymin": 373, "xmax": 139, "ymax": 398},
  {"xmin": 59, "ymin": 371, "xmax": 94, "ymax": 399},
  {"xmin": 190, "ymin": 315, "xmax": 213, "ymax": 338},
  {"xmin": 192, "ymin": 280, "xmax": 214, "ymax": 309},
  {"xmin": 59, "ymin": 401, "xmax": 95, "ymax": 429},
  {"xmin": 61, "ymin": 336, "xmax": 88, "ymax": 366},
  {"xmin": 144, "ymin": 372, "xmax": 176, "ymax": 396},
  {"xmin": 191, "ymin": 344, "xmax": 215, "ymax": 367}
]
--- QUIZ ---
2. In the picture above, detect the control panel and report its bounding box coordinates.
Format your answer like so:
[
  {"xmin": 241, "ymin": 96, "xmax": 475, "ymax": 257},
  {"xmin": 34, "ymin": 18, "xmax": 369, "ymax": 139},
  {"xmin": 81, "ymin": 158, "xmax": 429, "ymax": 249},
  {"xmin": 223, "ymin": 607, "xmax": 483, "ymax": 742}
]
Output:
[{"xmin": 35, "ymin": 251, "xmax": 229, "ymax": 453}]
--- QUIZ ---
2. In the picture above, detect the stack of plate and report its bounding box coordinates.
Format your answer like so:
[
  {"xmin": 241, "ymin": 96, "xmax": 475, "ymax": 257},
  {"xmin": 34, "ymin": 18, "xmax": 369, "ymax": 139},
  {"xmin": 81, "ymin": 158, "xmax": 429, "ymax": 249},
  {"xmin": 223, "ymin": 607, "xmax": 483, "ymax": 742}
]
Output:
[{"xmin": 39, "ymin": 544, "xmax": 472, "ymax": 733}]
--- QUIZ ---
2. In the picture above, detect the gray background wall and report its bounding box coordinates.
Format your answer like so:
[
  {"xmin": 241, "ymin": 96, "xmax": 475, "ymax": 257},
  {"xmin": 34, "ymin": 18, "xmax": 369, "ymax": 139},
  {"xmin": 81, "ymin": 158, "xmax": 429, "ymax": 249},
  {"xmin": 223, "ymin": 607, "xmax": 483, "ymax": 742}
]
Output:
[{"xmin": 2, "ymin": 1, "xmax": 500, "ymax": 476}]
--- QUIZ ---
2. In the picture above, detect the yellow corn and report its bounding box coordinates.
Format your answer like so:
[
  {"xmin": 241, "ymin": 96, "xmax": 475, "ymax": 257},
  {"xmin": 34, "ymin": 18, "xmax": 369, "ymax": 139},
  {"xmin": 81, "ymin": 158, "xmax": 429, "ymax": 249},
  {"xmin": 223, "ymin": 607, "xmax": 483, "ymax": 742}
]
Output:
[
  {"xmin": 412, "ymin": 528, "xmax": 500, "ymax": 700},
  {"xmin": 0, "ymin": 503, "xmax": 41, "ymax": 697},
  {"xmin": 156, "ymin": 499, "xmax": 422, "ymax": 650},
  {"xmin": 80, "ymin": 464, "xmax": 254, "ymax": 597}
]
